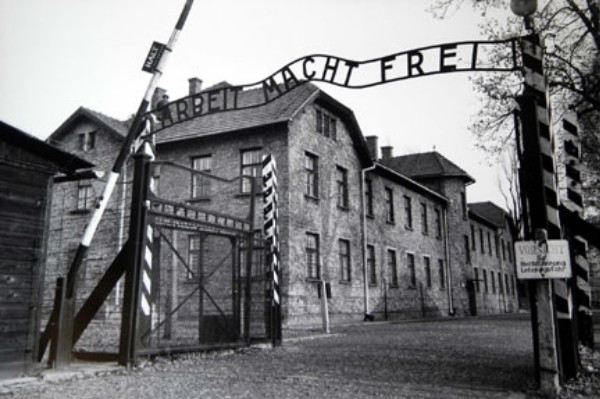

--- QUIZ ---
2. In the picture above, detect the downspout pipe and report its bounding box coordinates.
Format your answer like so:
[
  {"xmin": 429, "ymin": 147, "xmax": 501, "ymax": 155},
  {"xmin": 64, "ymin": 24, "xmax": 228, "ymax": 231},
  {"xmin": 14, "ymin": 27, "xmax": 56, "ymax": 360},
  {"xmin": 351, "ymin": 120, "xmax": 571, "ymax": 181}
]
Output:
[
  {"xmin": 361, "ymin": 165, "xmax": 376, "ymax": 318},
  {"xmin": 443, "ymin": 205, "xmax": 455, "ymax": 315}
]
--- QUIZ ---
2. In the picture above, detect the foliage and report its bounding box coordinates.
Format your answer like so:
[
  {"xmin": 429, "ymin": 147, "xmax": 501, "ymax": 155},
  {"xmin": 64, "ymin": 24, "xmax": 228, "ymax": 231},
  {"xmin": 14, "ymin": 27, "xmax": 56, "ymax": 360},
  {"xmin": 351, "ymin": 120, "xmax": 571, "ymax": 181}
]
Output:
[{"xmin": 428, "ymin": 0, "xmax": 600, "ymax": 214}]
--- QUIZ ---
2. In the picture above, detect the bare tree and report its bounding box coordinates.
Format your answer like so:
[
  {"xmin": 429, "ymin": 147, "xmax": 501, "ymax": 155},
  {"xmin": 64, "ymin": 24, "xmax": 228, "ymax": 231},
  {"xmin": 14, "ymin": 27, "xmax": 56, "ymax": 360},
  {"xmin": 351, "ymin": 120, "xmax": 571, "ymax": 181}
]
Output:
[{"xmin": 428, "ymin": 0, "xmax": 600, "ymax": 213}]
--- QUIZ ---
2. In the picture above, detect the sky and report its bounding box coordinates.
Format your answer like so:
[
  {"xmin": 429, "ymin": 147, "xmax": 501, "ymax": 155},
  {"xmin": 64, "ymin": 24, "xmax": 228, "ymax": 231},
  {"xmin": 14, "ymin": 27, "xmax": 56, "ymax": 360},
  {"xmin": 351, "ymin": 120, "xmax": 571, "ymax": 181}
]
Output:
[{"xmin": 0, "ymin": 0, "xmax": 517, "ymax": 208}]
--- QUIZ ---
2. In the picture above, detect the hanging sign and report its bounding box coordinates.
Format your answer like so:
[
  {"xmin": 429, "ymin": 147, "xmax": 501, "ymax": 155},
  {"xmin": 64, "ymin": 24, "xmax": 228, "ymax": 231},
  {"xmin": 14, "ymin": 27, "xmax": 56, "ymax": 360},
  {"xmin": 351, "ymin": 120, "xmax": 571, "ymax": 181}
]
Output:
[
  {"xmin": 145, "ymin": 38, "xmax": 519, "ymax": 134},
  {"xmin": 515, "ymin": 240, "xmax": 572, "ymax": 279},
  {"xmin": 142, "ymin": 42, "xmax": 167, "ymax": 73}
]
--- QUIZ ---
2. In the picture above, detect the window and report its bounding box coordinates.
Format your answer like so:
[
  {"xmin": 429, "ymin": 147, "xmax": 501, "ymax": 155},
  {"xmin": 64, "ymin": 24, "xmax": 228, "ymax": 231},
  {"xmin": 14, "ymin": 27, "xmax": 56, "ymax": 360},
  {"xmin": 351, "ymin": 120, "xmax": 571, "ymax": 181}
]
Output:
[
  {"xmin": 77, "ymin": 180, "xmax": 92, "ymax": 210},
  {"xmin": 495, "ymin": 236, "xmax": 500, "ymax": 259},
  {"xmin": 434, "ymin": 209, "xmax": 442, "ymax": 238},
  {"xmin": 188, "ymin": 236, "xmax": 201, "ymax": 279},
  {"xmin": 471, "ymin": 225, "xmax": 476, "ymax": 251},
  {"xmin": 483, "ymin": 270, "xmax": 488, "ymax": 292},
  {"xmin": 474, "ymin": 268, "xmax": 480, "ymax": 293},
  {"xmin": 339, "ymin": 239, "xmax": 351, "ymax": 282},
  {"xmin": 316, "ymin": 108, "xmax": 337, "ymax": 140},
  {"xmin": 491, "ymin": 272, "xmax": 496, "ymax": 294},
  {"xmin": 420, "ymin": 203, "xmax": 428, "ymax": 235},
  {"xmin": 460, "ymin": 191, "xmax": 467, "ymax": 218},
  {"xmin": 502, "ymin": 240, "xmax": 507, "ymax": 261},
  {"xmin": 306, "ymin": 233, "xmax": 320, "ymax": 279},
  {"xmin": 305, "ymin": 152, "xmax": 318, "ymax": 198},
  {"xmin": 498, "ymin": 272, "xmax": 503, "ymax": 294},
  {"xmin": 507, "ymin": 243, "xmax": 513, "ymax": 263},
  {"xmin": 505, "ymin": 274, "xmax": 510, "ymax": 295},
  {"xmin": 487, "ymin": 232, "xmax": 492, "ymax": 256},
  {"xmin": 407, "ymin": 253, "xmax": 416, "ymax": 287},
  {"xmin": 365, "ymin": 179, "xmax": 374, "ymax": 217},
  {"xmin": 464, "ymin": 235, "xmax": 471, "ymax": 264},
  {"xmin": 79, "ymin": 131, "xmax": 96, "ymax": 152},
  {"xmin": 424, "ymin": 257, "xmax": 432, "ymax": 288},
  {"xmin": 192, "ymin": 155, "xmax": 212, "ymax": 198},
  {"xmin": 336, "ymin": 166, "xmax": 349, "ymax": 208},
  {"xmin": 388, "ymin": 249, "xmax": 398, "ymax": 287},
  {"xmin": 367, "ymin": 245, "xmax": 376, "ymax": 285},
  {"xmin": 240, "ymin": 149, "xmax": 261, "ymax": 193},
  {"xmin": 384, "ymin": 187, "xmax": 394, "ymax": 223},
  {"xmin": 479, "ymin": 228, "xmax": 484, "ymax": 254},
  {"xmin": 438, "ymin": 259, "xmax": 445, "ymax": 289},
  {"xmin": 404, "ymin": 196, "xmax": 413, "ymax": 229}
]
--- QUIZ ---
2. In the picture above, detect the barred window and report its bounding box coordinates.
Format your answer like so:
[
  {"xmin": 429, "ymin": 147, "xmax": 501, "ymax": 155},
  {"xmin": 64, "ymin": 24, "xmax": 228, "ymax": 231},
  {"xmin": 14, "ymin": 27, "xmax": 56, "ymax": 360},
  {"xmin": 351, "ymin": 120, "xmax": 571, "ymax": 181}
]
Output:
[
  {"xmin": 407, "ymin": 253, "xmax": 416, "ymax": 287},
  {"xmin": 424, "ymin": 257, "xmax": 432, "ymax": 288},
  {"xmin": 404, "ymin": 196, "xmax": 413, "ymax": 230},
  {"xmin": 365, "ymin": 179, "xmax": 374, "ymax": 217},
  {"xmin": 421, "ymin": 203, "xmax": 428, "ymax": 235},
  {"xmin": 367, "ymin": 245, "xmax": 376, "ymax": 285},
  {"xmin": 385, "ymin": 187, "xmax": 394, "ymax": 223},
  {"xmin": 339, "ymin": 239, "xmax": 351, "ymax": 282},
  {"xmin": 438, "ymin": 259, "xmax": 445, "ymax": 289},
  {"xmin": 306, "ymin": 233, "xmax": 320, "ymax": 279},
  {"xmin": 388, "ymin": 249, "xmax": 398, "ymax": 287}
]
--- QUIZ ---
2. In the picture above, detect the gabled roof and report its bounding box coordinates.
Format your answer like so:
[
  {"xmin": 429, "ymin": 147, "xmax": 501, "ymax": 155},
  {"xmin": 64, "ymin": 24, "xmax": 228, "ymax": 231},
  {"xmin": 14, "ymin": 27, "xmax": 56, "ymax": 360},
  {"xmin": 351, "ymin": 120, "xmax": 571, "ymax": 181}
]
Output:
[
  {"xmin": 380, "ymin": 151, "xmax": 475, "ymax": 184},
  {"xmin": 0, "ymin": 120, "xmax": 93, "ymax": 172},
  {"xmin": 156, "ymin": 83, "xmax": 321, "ymax": 143},
  {"xmin": 154, "ymin": 82, "xmax": 373, "ymax": 166},
  {"xmin": 469, "ymin": 201, "xmax": 510, "ymax": 228},
  {"xmin": 48, "ymin": 106, "xmax": 128, "ymax": 143}
]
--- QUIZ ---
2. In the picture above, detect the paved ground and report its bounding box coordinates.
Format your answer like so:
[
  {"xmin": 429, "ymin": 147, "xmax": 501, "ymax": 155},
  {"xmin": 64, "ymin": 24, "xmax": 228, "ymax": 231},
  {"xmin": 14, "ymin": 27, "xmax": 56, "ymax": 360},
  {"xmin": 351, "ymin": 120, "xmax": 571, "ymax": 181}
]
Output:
[{"xmin": 0, "ymin": 315, "xmax": 549, "ymax": 398}]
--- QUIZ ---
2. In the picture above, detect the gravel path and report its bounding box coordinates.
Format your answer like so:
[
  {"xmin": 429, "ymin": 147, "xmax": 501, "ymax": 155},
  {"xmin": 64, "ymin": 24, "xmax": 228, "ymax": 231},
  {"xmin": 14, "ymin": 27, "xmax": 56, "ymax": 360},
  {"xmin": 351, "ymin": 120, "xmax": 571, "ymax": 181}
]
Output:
[{"xmin": 5, "ymin": 315, "xmax": 537, "ymax": 398}]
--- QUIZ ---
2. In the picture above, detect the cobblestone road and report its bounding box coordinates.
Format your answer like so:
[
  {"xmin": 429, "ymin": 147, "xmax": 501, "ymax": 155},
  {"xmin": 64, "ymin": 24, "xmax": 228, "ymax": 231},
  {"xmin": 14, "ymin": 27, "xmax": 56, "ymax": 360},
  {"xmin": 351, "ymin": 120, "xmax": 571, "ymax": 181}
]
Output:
[{"xmin": 6, "ymin": 315, "xmax": 536, "ymax": 398}]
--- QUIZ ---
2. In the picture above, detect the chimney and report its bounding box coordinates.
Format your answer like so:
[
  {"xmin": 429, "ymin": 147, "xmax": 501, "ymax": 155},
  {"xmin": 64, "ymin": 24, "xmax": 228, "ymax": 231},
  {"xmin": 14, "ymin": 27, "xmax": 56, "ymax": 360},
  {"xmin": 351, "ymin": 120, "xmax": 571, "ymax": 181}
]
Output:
[
  {"xmin": 188, "ymin": 77, "xmax": 203, "ymax": 95},
  {"xmin": 152, "ymin": 87, "xmax": 167, "ymax": 110},
  {"xmin": 365, "ymin": 136, "xmax": 379, "ymax": 161},
  {"xmin": 381, "ymin": 146, "xmax": 393, "ymax": 161}
]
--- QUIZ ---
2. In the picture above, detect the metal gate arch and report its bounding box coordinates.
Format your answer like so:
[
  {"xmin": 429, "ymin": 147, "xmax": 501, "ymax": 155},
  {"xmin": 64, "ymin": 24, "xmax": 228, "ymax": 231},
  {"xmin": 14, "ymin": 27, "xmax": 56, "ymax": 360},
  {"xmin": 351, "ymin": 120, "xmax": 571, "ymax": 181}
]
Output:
[{"xmin": 121, "ymin": 144, "xmax": 270, "ymax": 363}]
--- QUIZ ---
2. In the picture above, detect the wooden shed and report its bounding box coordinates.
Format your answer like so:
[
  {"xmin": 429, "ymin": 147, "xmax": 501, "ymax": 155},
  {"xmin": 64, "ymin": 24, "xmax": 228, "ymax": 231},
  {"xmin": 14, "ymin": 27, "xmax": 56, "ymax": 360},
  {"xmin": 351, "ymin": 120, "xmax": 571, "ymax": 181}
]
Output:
[{"xmin": 0, "ymin": 120, "xmax": 93, "ymax": 379}]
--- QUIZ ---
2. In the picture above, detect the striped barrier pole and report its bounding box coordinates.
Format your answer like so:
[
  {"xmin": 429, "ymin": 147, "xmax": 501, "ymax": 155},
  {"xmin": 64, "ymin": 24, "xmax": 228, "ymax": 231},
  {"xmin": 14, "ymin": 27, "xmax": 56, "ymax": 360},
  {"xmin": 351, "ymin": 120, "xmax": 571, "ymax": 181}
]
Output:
[
  {"xmin": 63, "ymin": 0, "xmax": 193, "ymax": 305},
  {"xmin": 263, "ymin": 154, "xmax": 281, "ymax": 346},
  {"xmin": 517, "ymin": 33, "xmax": 575, "ymax": 389},
  {"xmin": 118, "ymin": 143, "xmax": 154, "ymax": 366},
  {"xmin": 562, "ymin": 115, "xmax": 593, "ymax": 348}
]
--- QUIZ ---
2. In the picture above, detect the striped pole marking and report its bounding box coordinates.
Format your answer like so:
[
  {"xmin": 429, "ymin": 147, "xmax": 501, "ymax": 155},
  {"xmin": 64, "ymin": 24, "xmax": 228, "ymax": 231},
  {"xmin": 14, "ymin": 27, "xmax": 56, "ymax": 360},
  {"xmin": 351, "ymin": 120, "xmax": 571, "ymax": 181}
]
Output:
[
  {"xmin": 522, "ymin": 35, "xmax": 562, "ymax": 240},
  {"xmin": 562, "ymin": 115, "xmax": 584, "ymax": 213},
  {"xmin": 262, "ymin": 154, "xmax": 280, "ymax": 306},
  {"xmin": 140, "ymin": 141, "xmax": 156, "ymax": 322},
  {"xmin": 522, "ymin": 35, "xmax": 573, "ymax": 321}
]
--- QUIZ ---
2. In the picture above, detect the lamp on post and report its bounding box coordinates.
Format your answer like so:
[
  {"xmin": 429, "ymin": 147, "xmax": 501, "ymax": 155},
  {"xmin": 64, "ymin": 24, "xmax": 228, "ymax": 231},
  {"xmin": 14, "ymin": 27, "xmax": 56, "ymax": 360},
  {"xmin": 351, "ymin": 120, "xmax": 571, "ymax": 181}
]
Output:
[{"xmin": 510, "ymin": 0, "xmax": 537, "ymax": 30}]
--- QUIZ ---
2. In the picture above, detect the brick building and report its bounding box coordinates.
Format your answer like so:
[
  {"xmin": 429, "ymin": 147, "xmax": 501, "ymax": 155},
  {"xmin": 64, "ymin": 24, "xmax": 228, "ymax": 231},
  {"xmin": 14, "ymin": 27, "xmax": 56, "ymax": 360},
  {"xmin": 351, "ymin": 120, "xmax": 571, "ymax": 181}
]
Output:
[{"xmin": 44, "ymin": 79, "xmax": 519, "ymax": 334}]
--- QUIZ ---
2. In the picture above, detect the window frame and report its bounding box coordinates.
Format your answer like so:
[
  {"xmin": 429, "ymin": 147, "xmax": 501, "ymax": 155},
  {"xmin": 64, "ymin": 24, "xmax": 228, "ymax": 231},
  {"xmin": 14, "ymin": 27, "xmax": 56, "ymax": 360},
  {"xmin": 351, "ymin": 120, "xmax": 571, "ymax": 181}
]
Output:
[
  {"xmin": 339, "ymin": 239, "xmax": 351, "ymax": 282},
  {"xmin": 240, "ymin": 148, "xmax": 262, "ymax": 194},
  {"xmin": 407, "ymin": 252, "xmax": 416, "ymax": 288},
  {"xmin": 306, "ymin": 233, "xmax": 320, "ymax": 280},
  {"xmin": 384, "ymin": 187, "xmax": 395, "ymax": 224},
  {"xmin": 404, "ymin": 195, "xmax": 413, "ymax": 230},
  {"xmin": 305, "ymin": 152, "xmax": 319, "ymax": 198},
  {"xmin": 191, "ymin": 154, "xmax": 212, "ymax": 199},
  {"xmin": 367, "ymin": 244, "xmax": 377, "ymax": 285},
  {"xmin": 336, "ymin": 166, "xmax": 349, "ymax": 209},
  {"xmin": 388, "ymin": 249, "xmax": 398, "ymax": 287}
]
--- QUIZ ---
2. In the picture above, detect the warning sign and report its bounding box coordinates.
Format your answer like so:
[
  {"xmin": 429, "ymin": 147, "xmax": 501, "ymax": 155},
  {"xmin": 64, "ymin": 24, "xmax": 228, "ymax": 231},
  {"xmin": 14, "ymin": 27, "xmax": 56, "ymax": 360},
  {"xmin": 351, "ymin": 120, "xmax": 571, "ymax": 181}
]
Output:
[{"xmin": 514, "ymin": 240, "xmax": 572, "ymax": 279}]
